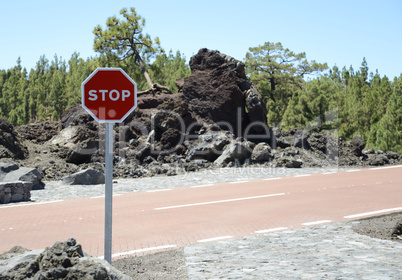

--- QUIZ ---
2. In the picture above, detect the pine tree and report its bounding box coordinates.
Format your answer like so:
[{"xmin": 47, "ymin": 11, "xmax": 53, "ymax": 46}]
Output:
[
  {"xmin": 65, "ymin": 52, "xmax": 93, "ymax": 108},
  {"xmin": 245, "ymin": 42, "xmax": 328, "ymax": 125},
  {"xmin": 93, "ymin": 7, "xmax": 162, "ymax": 89}
]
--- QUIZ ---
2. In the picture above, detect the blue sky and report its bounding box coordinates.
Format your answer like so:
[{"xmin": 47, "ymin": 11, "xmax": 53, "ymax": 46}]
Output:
[{"xmin": 1, "ymin": 0, "xmax": 401, "ymax": 79}]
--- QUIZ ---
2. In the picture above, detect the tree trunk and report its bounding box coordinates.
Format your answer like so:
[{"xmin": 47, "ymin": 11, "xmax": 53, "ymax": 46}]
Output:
[
  {"xmin": 136, "ymin": 53, "xmax": 153, "ymax": 89},
  {"xmin": 269, "ymin": 77, "xmax": 276, "ymax": 102}
]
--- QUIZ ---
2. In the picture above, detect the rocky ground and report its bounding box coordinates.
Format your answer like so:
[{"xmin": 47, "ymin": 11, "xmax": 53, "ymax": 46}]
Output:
[{"xmin": 1, "ymin": 49, "xmax": 400, "ymax": 184}]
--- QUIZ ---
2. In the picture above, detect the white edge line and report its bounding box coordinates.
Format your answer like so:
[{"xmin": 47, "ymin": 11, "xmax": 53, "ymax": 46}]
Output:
[
  {"xmin": 263, "ymin": 177, "xmax": 282, "ymax": 181},
  {"xmin": 190, "ymin": 184, "xmax": 214, "ymax": 188},
  {"xmin": 346, "ymin": 169, "xmax": 361, "ymax": 172},
  {"xmin": 98, "ymin": 244, "xmax": 177, "ymax": 259},
  {"xmin": 344, "ymin": 207, "xmax": 402, "ymax": 219},
  {"xmin": 197, "ymin": 236, "xmax": 233, "ymax": 243},
  {"xmin": 154, "ymin": 193, "xmax": 286, "ymax": 210},
  {"xmin": 0, "ymin": 200, "xmax": 64, "ymax": 209},
  {"xmin": 146, "ymin": 189, "xmax": 172, "ymax": 193},
  {"xmin": 229, "ymin": 180, "xmax": 249, "ymax": 184},
  {"xmin": 369, "ymin": 165, "xmax": 402, "ymax": 170},
  {"xmin": 255, "ymin": 227, "xmax": 288, "ymax": 234},
  {"xmin": 294, "ymin": 174, "xmax": 311, "ymax": 177},
  {"xmin": 302, "ymin": 220, "xmax": 332, "ymax": 226}
]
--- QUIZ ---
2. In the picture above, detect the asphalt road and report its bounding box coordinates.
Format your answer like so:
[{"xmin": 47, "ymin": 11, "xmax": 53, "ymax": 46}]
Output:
[{"xmin": 1, "ymin": 165, "xmax": 401, "ymax": 259}]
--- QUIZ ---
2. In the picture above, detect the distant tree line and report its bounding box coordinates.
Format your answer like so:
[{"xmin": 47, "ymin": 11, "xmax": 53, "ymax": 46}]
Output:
[
  {"xmin": 244, "ymin": 43, "xmax": 401, "ymax": 153},
  {"xmin": 0, "ymin": 50, "xmax": 190, "ymax": 125},
  {"xmin": 0, "ymin": 7, "xmax": 400, "ymax": 154}
]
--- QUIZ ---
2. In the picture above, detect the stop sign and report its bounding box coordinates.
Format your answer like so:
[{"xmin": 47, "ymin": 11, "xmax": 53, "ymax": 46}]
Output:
[{"xmin": 82, "ymin": 68, "xmax": 137, "ymax": 123}]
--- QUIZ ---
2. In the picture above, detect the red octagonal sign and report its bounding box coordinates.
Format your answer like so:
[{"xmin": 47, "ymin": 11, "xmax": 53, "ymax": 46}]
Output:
[{"xmin": 82, "ymin": 68, "xmax": 137, "ymax": 123}]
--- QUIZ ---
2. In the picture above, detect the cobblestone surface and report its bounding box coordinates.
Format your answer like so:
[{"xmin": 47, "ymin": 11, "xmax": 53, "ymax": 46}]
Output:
[{"xmin": 184, "ymin": 222, "xmax": 402, "ymax": 280}]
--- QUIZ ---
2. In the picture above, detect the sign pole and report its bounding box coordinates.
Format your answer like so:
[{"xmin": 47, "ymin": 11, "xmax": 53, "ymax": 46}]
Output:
[
  {"xmin": 104, "ymin": 122, "xmax": 113, "ymax": 263},
  {"xmin": 81, "ymin": 67, "xmax": 137, "ymax": 264}
]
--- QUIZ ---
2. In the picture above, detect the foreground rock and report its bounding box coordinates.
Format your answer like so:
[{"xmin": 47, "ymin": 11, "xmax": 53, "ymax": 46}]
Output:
[
  {"xmin": 61, "ymin": 168, "xmax": 105, "ymax": 185},
  {"xmin": 214, "ymin": 139, "xmax": 253, "ymax": 166},
  {"xmin": 0, "ymin": 163, "xmax": 44, "ymax": 190},
  {"xmin": 0, "ymin": 238, "xmax": 131, "ymax": 280}
]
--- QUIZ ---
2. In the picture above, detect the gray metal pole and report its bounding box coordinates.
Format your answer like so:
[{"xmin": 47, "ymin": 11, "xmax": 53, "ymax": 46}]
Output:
[{"xmin": 104, "ymin": 122, "xmax": 113, "ymax": 263}]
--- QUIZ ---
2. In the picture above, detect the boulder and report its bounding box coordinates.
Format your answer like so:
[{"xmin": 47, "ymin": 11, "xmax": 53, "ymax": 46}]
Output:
[
  {"xmin": 0, "ymin": 238, "xmax": 131, "ymax": 280},
  {"xmin": 50, "ymin": 126, "xmax": 98, "ymax": 164},
  {"xmin": 0, "ymin": 163, "xmax": 19, "ymax": 174},
  {"xmin": 186, "ymin": 132, "xmax": 232, "ymax": 162},
  {"xmin": 293, "ymin": 130, "xmax": 310, "ymax": 149},
  {"xmin": 307, "ymin": 133, "xmax": 327, "ymax": 153},
  {"xmin": 0, "ymin": 181, "xmax": 32, "ymax": 203},
  {"xmin": 350, "ymin": 135, "xmax": 365, "ymax": 156},
  {"xmin": 251, "ymin": 142, "xmax": 272, "ymax": 163},
  {"xmin": 214, "ymin": 140, "xmax": 253, "ymax": 166},
  {"xmin": 180, "ymin": 48, "xmax": 268, "ymax": 138},
  {"xmin": 0, "ymin": 118, "xmax": 27, "ymax": 159},
  {"xmin": 0, "ymin": 163, "xmax": 44, "ymax": 190},
  {"xmin": 61, "ymin": 169, "xmax": 105, "ymax": 185},
  {"xmin": 386, "ymin": 151, "xmax": 399, "ymax": 160},
  {"xmin": 367, "ymin": 154, "xmax": 389, "ymax": 166}
]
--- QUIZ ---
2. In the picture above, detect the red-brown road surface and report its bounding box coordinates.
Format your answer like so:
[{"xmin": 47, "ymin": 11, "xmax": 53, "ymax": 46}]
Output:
[{"xmin": 1, "ymin": 165, "xmax": 401, "ymax": 258}]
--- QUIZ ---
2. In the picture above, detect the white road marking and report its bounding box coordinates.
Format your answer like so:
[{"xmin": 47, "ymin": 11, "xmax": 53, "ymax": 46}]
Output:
[
  {"xmin": 98, "ymin": 244, "xmax": 177, "ymax": 259},
  {"xmin": 346, "ymin": 169, "xmax": 361, "ymax": 172},
  {"xmin": 190, "ymin": 184, "xmax": 215, "ymax": 188},
  {"xmin": 154, "ymin": 193, "xmax": 286, "ymax": 210},
  {"xmin": 263, "ymin": 177, "xmax": 281, "ymax": 181},
  {"xmin": 197, "ymin": 236, "xmax": 233, "ymax": 243},
  {"xmin": 302, "ymin": 220, "xmax": 332, "ymax": 226},
  {"xmin": 229, "ymin": 180, "xmax": 250, "ymax": 184},
  {"xmin": 322, "ymin": 172, "xmax": 337, "ymax": 175},
  {"xmin": 0, "ymin": 200, "xmax": 64, "ymax": 209},
  {"xmin": 344, "ymin": 207, "xmax": 402, "ymax": 219},
  {"xmin": 146, "ymin": 189, "xmax": 172, "ymax": 193},
  {"xmin": 254, "ymin": 227, "xmax": 288, "ymax": 234},
  {"xmin": 294, "ymin": 174, "xmax": 311, "ymax": 178},
  {"xmin": 369, "ymin": 165, "xmax": 402, "ymax": 170}
]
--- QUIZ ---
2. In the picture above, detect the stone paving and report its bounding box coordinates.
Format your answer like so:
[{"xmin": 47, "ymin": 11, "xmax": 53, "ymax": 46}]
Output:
[{"xmin": 184, "ymin": 222, "xmax": 402, "ymax": 279}]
